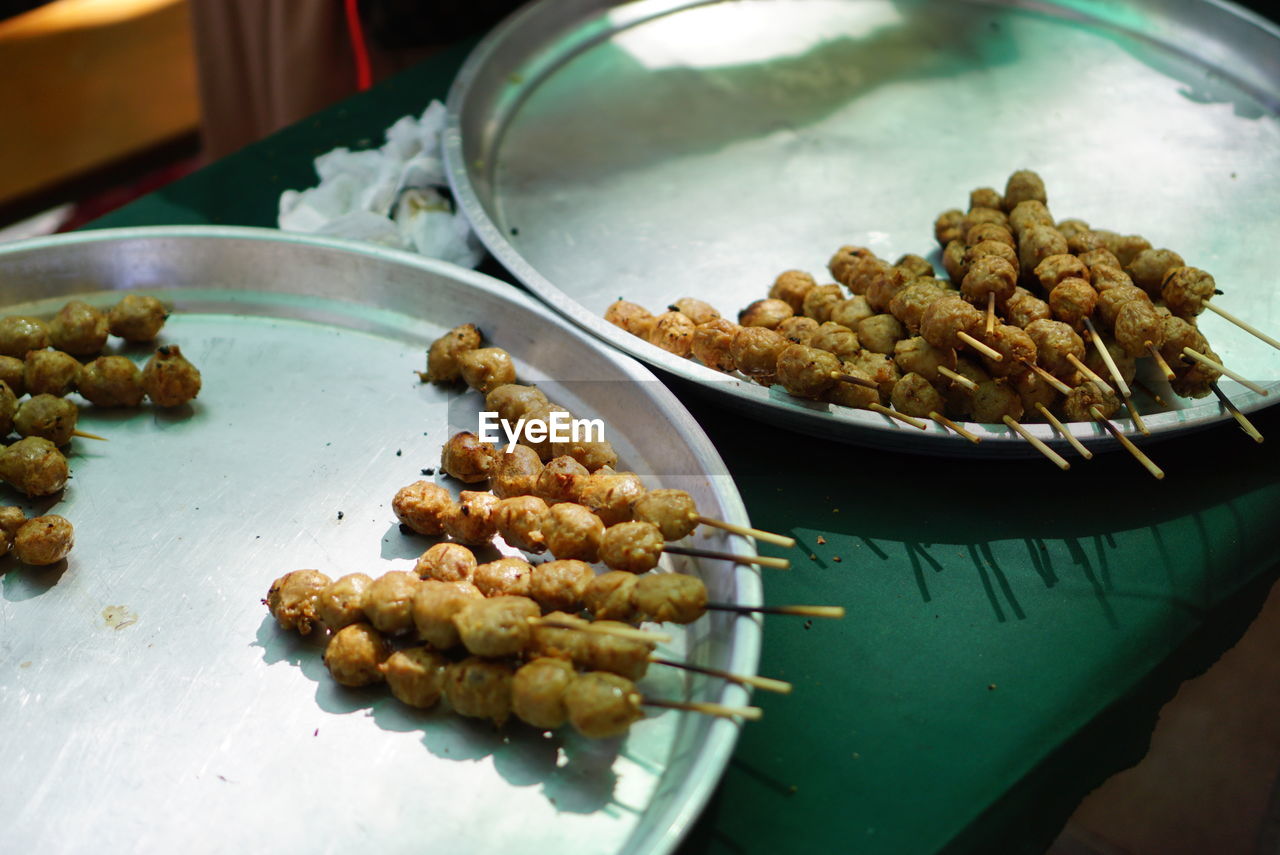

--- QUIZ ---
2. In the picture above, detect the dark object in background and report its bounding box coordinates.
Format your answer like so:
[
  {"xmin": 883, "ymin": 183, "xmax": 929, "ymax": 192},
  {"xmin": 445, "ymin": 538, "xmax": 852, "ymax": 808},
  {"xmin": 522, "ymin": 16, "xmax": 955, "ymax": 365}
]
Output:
[
  {"xmin": 0, "ymin": 0, "xmax": 46, "ymax": 23},
  {"xmin": 363, "ymin": 0, "xmax": 525, "ymax": 49}
]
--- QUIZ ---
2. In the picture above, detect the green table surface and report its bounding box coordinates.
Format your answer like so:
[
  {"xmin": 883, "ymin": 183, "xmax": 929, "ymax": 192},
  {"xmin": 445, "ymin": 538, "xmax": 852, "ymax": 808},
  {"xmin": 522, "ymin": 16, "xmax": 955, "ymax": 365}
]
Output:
[{"xmin": 89, "ymin": 41, "xmax": 1280, "ymax": 855}]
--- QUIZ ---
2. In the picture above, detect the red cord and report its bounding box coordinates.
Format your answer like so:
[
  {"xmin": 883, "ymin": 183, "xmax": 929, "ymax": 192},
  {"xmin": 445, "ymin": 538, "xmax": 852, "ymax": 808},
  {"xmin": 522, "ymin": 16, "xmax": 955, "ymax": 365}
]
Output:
[{"xmin": 344, "ymin": 0, "xmax": 373, "ymax": 91}]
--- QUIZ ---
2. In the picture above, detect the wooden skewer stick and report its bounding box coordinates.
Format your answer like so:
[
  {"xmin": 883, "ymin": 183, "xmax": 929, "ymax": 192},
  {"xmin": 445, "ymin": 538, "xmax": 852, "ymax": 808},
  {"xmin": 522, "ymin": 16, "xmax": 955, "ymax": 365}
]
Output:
[
  {"xmin": 868, "ymin": 402, "xmax": 928, "ymax": 430},
  {"xmin": 1204, "ymin": 302, "xmax": 1280, "ymax": 352},
  {"xmin": 1020, "ymin": 359, "xmax": 1072, "ymax": 396},
  {"xmin": 693, "ymin": 515, "xmax": 796, "ymax": 548},
  {"xmin": 833, "ymin": 372, "xmax": 880, "ymax": 391},
  {"xmin": 1089, "ymin": 406, "xmax": 1164, "ymax": 479},
  {"xmin": 650, "ymin": 656, "xmax": 793, "ymax": 694},
  {"xmin": 663, "ymin": 545, "xmax": 790, "ymax": 570},
  {"xmin": 1002, "ymin": 414, "xmax": 1070, "ymax": 470},
  {"xmin": 937, "ymin": 365, "xmax": 977, "ymax": 391},
  {"xmin": 707, "ymin": 602, "xmax": 846, "ymax": 619},
  {"xmin": 642, "ymin": 697, "xmax": 764, "ymax": 721},
  {"xmin": 1035, "ymin": 403, "xmax": 1093, "ymax": 460},
  {"xmin": 1146, "ymin": 341, "xmax": 1176, "ymax": 381},
  {"xmin": 1082, "ymin": 317, "xmax": 1132, "ymax": 398},
  {"xmin": 72, "ymin": 429, "xmax": 108, "ymax": 441},
  {"xmin": 930, "ymin": 412, "xmax": 982, "ymax": 444},
  {"xmin": 1122, "ymin": 389, "xmax": 1149, "ymax": 436},
  {"xmin": 985, "ymin": 292, "xmax": 997, "ymax": 335},
  {"xmin": 530, "ymin": 616, "xmax": 673, "ymax": 644},
  {"xmin": 1182, "ymin": 348, "xmax": 1269, "ymax": 396},
  {"xmin": 957, "ymin": 330, "xmax": 1002, "ymax": 362},
  {"xmin": 1210, "ymin": 382, "xmax": 1264, "ymax": 444},
  {"xmin": 1065, "ymin": 353, "xmax": 1115, "ymax": 395}
]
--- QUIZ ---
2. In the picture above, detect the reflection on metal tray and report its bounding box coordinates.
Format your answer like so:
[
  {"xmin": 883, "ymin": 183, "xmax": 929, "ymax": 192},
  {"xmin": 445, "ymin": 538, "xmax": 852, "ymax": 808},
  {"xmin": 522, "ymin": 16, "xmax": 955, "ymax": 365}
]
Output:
[
  {"xmin": 446, "ymin": 0, "xmax": 1280, "ymax": 455},
  {"xmin": 0, "ymin": 227, "xmax": 760, "ymax": 855}
]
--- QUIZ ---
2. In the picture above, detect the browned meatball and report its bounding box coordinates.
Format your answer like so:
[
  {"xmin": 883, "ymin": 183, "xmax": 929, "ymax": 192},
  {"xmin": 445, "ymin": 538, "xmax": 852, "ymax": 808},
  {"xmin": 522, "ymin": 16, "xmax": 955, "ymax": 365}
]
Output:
[
  {"xmin": 669, "ymin": 297, "xmax": 720, "ymax": 326},
  {"xmin": 441, "ymin": 431, "xmax": 498, "ymax": 483},
  {"xmin": 828, "ymin": 246, "xmax": 882, "ymax": 291},
  {"xmin": 599, "ymin": 520, "xmax": 665, "ymax": 573},
  {"xmin": 14, "ymin": 394, "xmax": 78, "ymax": 446},
  {"xmin": 1077, "ymin": 248, "xmax": 1122, "ymax": 272},
  {"xmin": 518, "ymin": 402, "xmax": 569, "ymax": 460},
  {"xmin": 494, "ymin": 495, "xmax": 549, "ymax": 553},
  {"xmin": 964, "ymin": 240, "xmax": 1019, "ymax": 276},
  {"xmin": 825, "ymin": 363, "xmax": 880, "ymax": 409},
  {"xmin": 1034, "ymin": 254, "xmax": 1090, "ymax": 291},
  {"xmin": 1172, "ymin": 345, "xmax": 1222, "ymax": 399},
  {"xmin": 50, "ymin": 301, "xmax": 109, "ymax": 356},
  {"xmin": 513, "ymin": 658, "xmax": 576, "ymax": 729},
  {"xmin": 970, "ymin": 380, "xmax": 1024, "ymax": 423},
  {"xmin": 579, "ymin": 470, "xmax": 644, "ymax": 526},
  {"xmin": 961, "ymin": 207, "xmax": 1008, "ymax": 235},
  {"xmin": 857, "ymin": 314, "xmax": 906, "ymax": 355},
  {"xmin": 941, "ymin": 239, "xmax": 967, "ymax": 283},
  {"xmin": 631, "ymin": 489, "xmax": 697, "ymax": 541},
  {"xmin": 730, "ymin": 326, "xmax": 786, "ymax": 383},
  {"xmin": 604, "ymin": 301, "xmax": 655, "ymax": 339},
  {"xmin": 965, "ymin": 223, "xmax": 1015, "ymax": 248},
  {"xmin": 1161, "ymin": 266, "xmax": 1217, "ymax": 318},
  {"xmin": 775, "ymin": 315, "xmax": 820, "ymax": 346},
  {"xmin": 961, "ymin": 255, "xmax": 1017, "ymax": 310},
  {"xmin": 633, "ymin": 573, "xmax": 708, "ymax": 624},
  {"xmin": 945, "ymin": 357, "xmax": 991, "ymax": 417},
  {"xmin": 889, "ymin": 282, "xmax": 948, "ymax": 335},
  {"xmin": 443, "ymin": 490, "xmax": 500, "ymax": 545},
  {"xmin": 543, "ymin": 503, "xmax": 604, "ymax": 562},
  {"xmin": 865, "ymin": 265, "xmax": 912, "ymax": 314},
  {"xmin": 534, "ymin": 455, "xmax": 590, "ymax": 505},
  {"xmin": 801, "ymin": 284, "xmax": 846, "ymax": 322},
  {"xmin": 24, "ymin": 349, "xmax": 81, "ymax": 398},
  {"xmin": 13, "ymin": 514, "xmax": 74, "ymax": 566},
  {"xmin": 1102, "ymin": 233, "xmax": 1152, "ymax": 268},
  {"xmin": 382, "ymin": 647, "xmax": 449, "ymax": 708},
  {"xmin": 474, "ymin": 556, "xmax": 534, "ymax": 598},
  {"xmin": 78, "ymin": 355, "xmax": 144, "ymax": 407},
  {"xmin": 414, "ymin": 541, "xmax": 477, "ymax": 583},
  {"xmin": 981, "ymin": 325, "xmax": 1037, "ymax": 378},
  {"xmin": 0, "ymin": 317, "xmax": 50, "ymax": 359},
  {"xmin": 1025, "ymin": 319, "xmax": 1084, "ymax": 377},
  {"xmin": 893, "ymin": 336, "xmax": 951, "ymax": 385},
  {"xmin": 423, "ymin": 323, "xmax": 482, "ymax": 383},
  {"xmin": 769, "ymin": 270, "xmax": 818, "ymax": 313},
  {"xmin": 584, "ymin": 571, "xmax": 641, "ymax": 622},
  {"xmin": 775, "ymin": 344, "xmax": 839, "ymax": 399},
  {"xmin": 141, "ymin": 345, "xmax": 200, "ymax": 406},
  {"xmin": 738, "ymin": 298, "xmax": 794, "ymax": 330},
  {"xmin": 890, "ymin": 372, "xmax": 944, "ymax": 418},
  {"xmin": 1089, "ymin": 264, "xmax": 1134, "ymax": 293},
  {"xmin": 364, "ymin": 571, "xmax": 422, "ymax": 635},
  {"xmin": 490, "ymin": 445, "xmax": 544, "ymax": 499},
  {"xmin": 1055, "ymin": 218, "xmax": 1091, "ymax": 241},
  {"xmin": 895, "ymin": 253, "xmax": 935, "ymax": 279},
  {"xmin": 1067, "ymin": 229, "xmax": 1109, "ymax": 255},
  {"xmin": 565, "ymin": 671, "xmax": 644, "ymax": 739},
  {"xmin": 392, "ymin": 480, "xmax": 455, "ymax": 535},
  {"xmin": 0, "ymin": 437, "xmax": 69, "ymax": 497},
  {"xmin": 1003, "ymin": 169, "xmax": 1048, "ymax": 211},
  {"xmin": 107, "ymin": 294, "xmax": 168, "ymax": 342},
  {"xmin": 0, "ymin": 381, "xmax": 15, "ymax": 436},
  {"xmin": 809, "ymin": 321, "xmax": 860, "ymax": 360},
  {"xmin": 1013, "ymin": 368, "xmax": 1058, "ymax": 413},
  {"xmin": 920, "ymin": 295, "xmax": 984, "ymax": 352},
  {"xmin": 850, "ymin": 351, "xmax": 902, "ymax": 403},
  {"xmin": 1005, "ymin": 287, "xmax": 1052, "ymax": 328},
  {"xmin": 579, "ymin": 626, "xmax": 654, "ymax": 680},
  {"xmin": 318, "ymin": 572, "xmax": 373, "ymax": 630},
  {"xmin": 458, "ymin": 347, "xmax": 517, "ymax": 394},
  {"xmin": 1113, "ymin": 299, "xmax": 1164, "ymax": 357},
  {"xmin": 266, "ymin": 569, "xmax": 332, "ymax": 635},
  {"xmin": 1096, "ymin": 284, "xmax": 1151, "ymax": 329},
  {"xmin": 691, "ymin": 318, "xmax": 739, "ymax": 371},
  {"xmin": 529, "ymin": 559, "xmax": 595, "ymax": 612},
  {"xmin": 1062, "ymin": 382, "xmax": 1120, "ymax": 422},
  {"xmin": 445, "ymin": 658, "xmax": 514, "ymax": 724},
  {"xmin": 485, "ymin": 383, "xmax": 549, "ymax": 423},
  {"xmin": 1049, "ymin": 278, "xmax": 1098, "ymax": 330},
  {"xmin": 829, "ymin": 296, "xmax": 875, "ymax": 329},
  {"xmin": 934, "ymin": 209, "xmax": 965, "ymax": 246},
  {"xmin": 1018, "ymin": 225, "xmax": 1069, "ymax": 278},
  {"xmin": 324, "ymin": 622, "xmax": 391, "ymax": 687},
  {"xmin": 0, "ymin": 356, "xmax": 24, "ymax": 397},
  {"xmin": 1008, "ymin": 200, "xmax": 1054, "ymax": 237},
  {"xmin": 453, "ymin": 595, "xmax": 540, "ymax": 657},
  {"xmin": 648, "ymin": 311, "xmax": 696, "ymax": 356},
  {"xmin": 1085, "ymin": 335, "xmax": 1137, "ymax": 388},
  {"xmin": 1126, "ymin": 248, "xmax": 1185, "ymax": 296},
  {"xmin": 970, "ymin": 187, "xmax": 1004, "ymax": 211},
  {"xmin": 550, "ymin": 431, "xmax": 617, "ymax": 473},
  {"xmin": 1159, "ymin": 316, "xmax": 1208, "ymax": 368},
  {"xmin": 412, "ymin": 579, "xmax": 483, "ymax": 649}
]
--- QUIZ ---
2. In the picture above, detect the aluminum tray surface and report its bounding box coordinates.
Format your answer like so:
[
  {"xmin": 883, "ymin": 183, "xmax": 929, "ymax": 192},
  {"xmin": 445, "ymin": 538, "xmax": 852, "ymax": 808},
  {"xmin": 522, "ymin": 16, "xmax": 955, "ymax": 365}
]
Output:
[
  {"xmin": 0, "ymin": 227, "xmax": 760, "ymax": 855},
  {"xmin": 446, "ymin": 0, "xmax": 1280, "ymax": 455}
]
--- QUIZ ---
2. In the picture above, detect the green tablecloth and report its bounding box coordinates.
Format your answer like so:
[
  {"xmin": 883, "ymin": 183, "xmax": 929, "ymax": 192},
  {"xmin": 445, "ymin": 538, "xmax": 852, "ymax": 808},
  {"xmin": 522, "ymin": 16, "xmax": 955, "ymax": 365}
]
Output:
[{"xmin": 89, "ymin": 42, "xmax": 1280, "ymax": 855}]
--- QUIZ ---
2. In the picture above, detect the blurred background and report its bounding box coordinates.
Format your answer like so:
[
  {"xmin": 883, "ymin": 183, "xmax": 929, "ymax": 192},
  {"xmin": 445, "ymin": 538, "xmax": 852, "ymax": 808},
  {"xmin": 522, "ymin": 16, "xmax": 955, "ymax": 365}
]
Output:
[{"xmin": 1, "ymin": 2, "xmax": 1278, "ymax": 853}]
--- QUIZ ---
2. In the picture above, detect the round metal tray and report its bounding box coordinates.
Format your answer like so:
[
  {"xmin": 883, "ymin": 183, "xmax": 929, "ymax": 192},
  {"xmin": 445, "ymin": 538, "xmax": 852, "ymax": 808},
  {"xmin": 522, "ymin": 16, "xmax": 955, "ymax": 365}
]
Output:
[
  {"xmin": 0, "ymin": 227, "xmax": 761, "ymax": 855},
  {"xmin": 445, "ymin": 0, "xmax": 1280, "ymax": 455}
]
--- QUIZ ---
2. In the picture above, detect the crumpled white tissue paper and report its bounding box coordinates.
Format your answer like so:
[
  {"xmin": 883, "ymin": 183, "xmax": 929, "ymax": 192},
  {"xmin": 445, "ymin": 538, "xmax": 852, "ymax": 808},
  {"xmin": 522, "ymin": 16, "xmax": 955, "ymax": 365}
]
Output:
[{"xmin": 278, "ymin": 101, "xmax": 485, "ymax": 268}]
